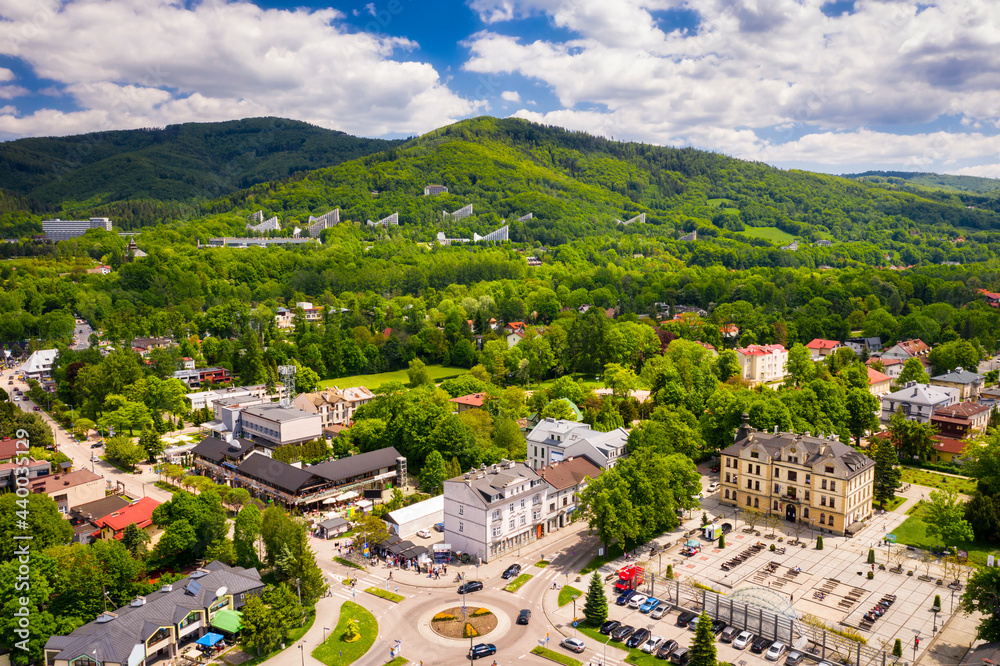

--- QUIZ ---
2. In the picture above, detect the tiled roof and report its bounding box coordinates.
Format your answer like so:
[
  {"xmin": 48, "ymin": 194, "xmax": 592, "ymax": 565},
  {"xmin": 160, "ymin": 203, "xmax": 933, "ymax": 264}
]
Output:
[
  {"xmin": 236, "ymin": 453, "xmax": 324, "ymax": 493},
  {"xmin": 896, "ymin": 339, "xmax": 931, "ymax": 356},
  {"xmin": 933, "ymin": 437, "xmax": 970, "ymax": 455},
  {"xmin": 537, "ymin": 456, "xmax": 602, "ymax": 490},
  {"xmin": 450, "ymin": 393, "xmax": 487, "ymax": 407},
  {"xmin": 28, "ymin": 468, "xmax": 102, "ymax": 493},
  {"xmin": 805, "ymin": 339, "xmax": 840, "ymax": 350},
  {"xmin": 308, "ymin": 446, "xmax": 402, "ymax": 484},
  {"xmin": 723, "ymin": 430, "xmax": 874, "ymax": 477},
  {"xmin": 736, "ymin": 344, "xmax": 787, "ymax": 356},
  {"xmin": 93, "ymin": 496, "xmax": 161, "ymax": 532},
  {"xmin": 191, "ymin": 436, "xmax": 257, "ymax": 463},
  {"xmin": 932, "ymin": 401, "xmax": 990, "ymax": 419},
  {"xmin": 931, "ymin": 368, "xmax": 984, "ymax": 385},
  {"xmin": 867, "ymin": 367, "xmax": 892, "ymax": 385}
]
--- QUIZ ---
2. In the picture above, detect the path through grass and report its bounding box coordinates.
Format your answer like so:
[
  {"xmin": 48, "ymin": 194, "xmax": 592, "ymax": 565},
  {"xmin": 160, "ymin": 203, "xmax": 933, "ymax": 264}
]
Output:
[{"xmin": 312, "ymin": 601, "xmax": 377, "ymax": 666}]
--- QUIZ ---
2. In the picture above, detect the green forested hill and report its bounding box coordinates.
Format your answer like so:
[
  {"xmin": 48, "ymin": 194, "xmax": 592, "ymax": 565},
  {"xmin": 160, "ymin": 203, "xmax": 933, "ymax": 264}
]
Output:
[
  {"xmin": 0, "ymin": 117, "xmax": 402, "ymax": 206},
  {"xmin": 845, "ymin": 170, "xmax": 1000, "ymax": 194}
]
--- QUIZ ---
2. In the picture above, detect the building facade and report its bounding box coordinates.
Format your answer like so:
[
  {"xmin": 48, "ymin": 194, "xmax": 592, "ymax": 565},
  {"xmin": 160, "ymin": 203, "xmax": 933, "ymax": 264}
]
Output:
[
  {"xmin": 719, "ymin": 417, "xmax": 875, "ymax": 536},
  {"xmin": 294, "ymin": 386, "xmax": 375, "ymax": 428},
  {"xmin": 880, "ymin": 382, "xmax": 958, "ymax": 423},
  {"xmin": 736, "ymin": 344, "xmax": 788, "ymax": 384},
  {"xmin": 930, "ymin": 401, "xmax": 991, "ymax": 437},
  {"xmin": 805, "ymin": 339, "xmax": 841, "ymax": 359},
  {"xmin": 22, "ymin": 348, "xmax": 58, "ymax": 380},
  {"xmin": 535, "ymin": 456, "xmax": 601, "ymax": 534},
  {"xmin": 42, "ymin": 217, "xmax": 112, "ymax": 241},
  {"xmin": 239, "ymin": 403, "xmax": 323, "ymax": 447},
  {"xmin": 526, "ymin": 419, "xmax": 628, "ymax": 470},
  {"xmin": 930, "ymin": 367, "xmax": 986, "ymax": 402}
]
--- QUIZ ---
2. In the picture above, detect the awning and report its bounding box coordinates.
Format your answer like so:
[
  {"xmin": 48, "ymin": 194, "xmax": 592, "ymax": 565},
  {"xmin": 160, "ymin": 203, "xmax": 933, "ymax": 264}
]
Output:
[
  {"xmin": 322, "ymin": 497, "xmax": 339, "ymax": 504},
  {"xmin": 209, "ymin": 610, "xmax": 242, "ymax": 634},
  {"xmin": 685, "ymin": 539, "xmax": 700, "ymax": 547},
  {"xmin": 337, "ymin": 490, "xmax": 359, "ymax": 501},
  {"xmin": 195, "ymin": 632, "xmax": 225, "ymax": 646},
  {"xmin": 356, "ymin": 499, "xmax": 373, "ymax": 510}
]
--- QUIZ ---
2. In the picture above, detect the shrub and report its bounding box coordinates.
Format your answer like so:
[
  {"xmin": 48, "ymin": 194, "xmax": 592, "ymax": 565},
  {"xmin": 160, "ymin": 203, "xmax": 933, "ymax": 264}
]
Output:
[
  {"xmin": 933, "ymin": 594, "xmax": 941, "ymax": 609},
  {"xmin": 770, "ymin": 543, "xmax": 776, "ymax": 552},
  {"xmin": 719, "ymin": 534, "xmax": 725, "ymax": 548},
  {"xmin": 867, "ymin": 549, "xmax": 875, "ymax": 564},
  {"xmin": 666, "ymin": 564, "xmax": 674, "ymax": 578},
  {"xmin": 343, "ymin": 619, "xmax": 361, "ymax": 643},
  {"xmin": 471, "ymin": 607, "xmax": 492, "ymax": 617},
  {"xmin": 463, "ymin": 622, "xmax": 479, "ymax": 638},
  {"xmin": 893, "ymin": 639, "xmax": 902, "ymax": 657},
  {"xmin": 867, "ymin": 572, "xmax": 874, "ymax": 580},
  {"xmin": 816, "ymin": 536, "xmax": 824, "ymax": 550},
  {"xmin": 433, "ymin": 612, "xmax": 455, "ymax": 622}
]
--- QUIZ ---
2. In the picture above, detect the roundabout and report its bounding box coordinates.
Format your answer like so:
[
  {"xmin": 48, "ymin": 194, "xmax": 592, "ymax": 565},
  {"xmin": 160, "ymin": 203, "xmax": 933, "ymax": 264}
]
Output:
[{"xmin": 430, "ymin": 605, "xmax": 499, "ymax": 639}]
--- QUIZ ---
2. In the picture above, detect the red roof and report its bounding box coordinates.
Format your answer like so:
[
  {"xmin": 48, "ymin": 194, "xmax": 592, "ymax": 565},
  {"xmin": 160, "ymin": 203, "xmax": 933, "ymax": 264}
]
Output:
[
  {"xmin": 693, "ymin": 341, "xmax": 717, "ymax": 352},
  {"xmin": 720, "ymin": 324, "xmax": 740, "ymax": 334},
  {"xmin": 450, "ymin": 392, "xmax": 487, "ymax": 407},
  {"xmin": 933, "ymin": 437, "xmax": 970, "ymax": 455},
  {"xmin": 93, "ymin": 496, "xmax": 161, "ymax": 533},
  {"xmin": 736, "ymin": 344, "xmax": 786, "ymax": 356},
  {"xmin": 806, "ymin": 339, "xmax": 840, "ymax": 350},
  {"xmin": 867, "ymin": 367, "xmax": 891, "ymax": 386},
  {"xmin": 0, "ymin": 438, "xmax": 22, "ymax": 460},
  {"xmin": 896, "ymin": 339, "xmax": 931, "ymax": 356}
]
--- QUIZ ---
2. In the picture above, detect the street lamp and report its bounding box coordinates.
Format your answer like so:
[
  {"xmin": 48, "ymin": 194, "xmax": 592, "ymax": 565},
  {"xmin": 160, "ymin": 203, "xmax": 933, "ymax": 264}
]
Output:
[
  {"xmin": 323, "ymin": 627, "xmax": 329, "ymax": 643},
  {"xmin": 571, "ymin": 595, "xmax": 580, "ymax": 635},
  {"xmin": 604, "ymin": 634, "xmax": 612, "ymax": 666},
  {"xmin": 298, "ymin": 642, "xmax": 304, "ymax": 666},
  {"xmin": 932, "ymin": 608, "xmax": 938, "ymax": 633}
]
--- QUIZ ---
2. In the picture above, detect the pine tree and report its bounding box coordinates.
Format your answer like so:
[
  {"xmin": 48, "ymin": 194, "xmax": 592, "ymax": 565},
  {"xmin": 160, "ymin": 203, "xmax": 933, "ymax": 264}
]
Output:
[
  {"xmin": 689, "ymin": 612, "xmax": 718, "ymax": 666},
  {"xmin": 582, "ymin": 572, "xmax": 608, "ymax": 626}
]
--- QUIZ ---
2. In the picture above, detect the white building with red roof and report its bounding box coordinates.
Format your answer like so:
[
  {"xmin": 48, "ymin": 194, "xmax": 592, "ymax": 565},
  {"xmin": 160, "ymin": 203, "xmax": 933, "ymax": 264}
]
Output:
[
  {"xmin": 92, "ymin": 496, "xmax": 162, "ymax": 541},
  {"xmin": 805, "ymin": 338, "xmax": 842, "ymax": 360},
  {"xmin": 450, "ymin": 392, "xmax": 488, "ymax": 414},
  {"xmin": 735, "ymin": 344, "xmax": 788, "ymax": 384},
  {"xmin": 867, "ymin": 366, "xmax": 892, "ymax": 397}
]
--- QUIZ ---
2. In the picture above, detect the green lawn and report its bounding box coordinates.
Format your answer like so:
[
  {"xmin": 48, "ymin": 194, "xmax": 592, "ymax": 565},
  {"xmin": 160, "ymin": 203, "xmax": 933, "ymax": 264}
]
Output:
[
  {"xmin": 334, "ymin": 556, "xmax": 366, "ymax": 570},
  {"xmin": 900, "ymin": 468, "xmax": 976, "ymax": 495},
  {"xmin": 737, "ymin": 226, "xmax": 796, "ymax": 243},
  {"xmin": 876, "ymin": 494, "xmax": 906, "ymax": 512},
  {"xmin": 504, "ymin": 573, "xmax": 533, "ymax": 592},
  {"xmin": 312, "ymin": 601, "xmax": 377, "ymax": 666},
  {"xmin": 318, "ymin": 364, "xmax": 467, "ymax": 390},
  {"xmin": 384, "ymin": 658, "xmax": 408, "ymax": 666},
  {"xmin": 558, "ymin": 585, "xmax": 583, "ymax": 608},
  {"xmin": 534, "ymin": 560, "xmax": 550, "ymax": 568},
  {"xmin": 531, "ymin": 646, "xmax": 583, "ymax": 666},
  {"xmin": 890, "ymin": 503, "xmax": 992, "ymax": 567},
  {"xmin": 364, "ymin": 587, "xmax": 404, "ymax": 603},
  {"xmin": 574, "ymin": 623, "xmax": 658, "ymax": 665},
  {"xmin": 241, "ymin": 607, "xmax": 316, "ymax": 666}
]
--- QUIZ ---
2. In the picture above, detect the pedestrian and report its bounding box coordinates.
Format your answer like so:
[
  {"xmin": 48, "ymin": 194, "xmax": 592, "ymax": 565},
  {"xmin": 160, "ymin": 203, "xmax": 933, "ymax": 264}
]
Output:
[
  {"xmin": 389, "ymin": 571, "xmax": 393, "ymax": 580},
  {"xmin": 790, "ymin": 594, "xmax": 793, "ymax": 602}
]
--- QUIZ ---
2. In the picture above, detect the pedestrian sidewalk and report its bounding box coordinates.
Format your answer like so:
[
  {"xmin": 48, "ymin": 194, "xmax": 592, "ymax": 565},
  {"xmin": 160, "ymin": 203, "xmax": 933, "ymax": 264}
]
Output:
[{"xmin": 917, "ymin": 611, "xmax": 981, "ymax": 666}]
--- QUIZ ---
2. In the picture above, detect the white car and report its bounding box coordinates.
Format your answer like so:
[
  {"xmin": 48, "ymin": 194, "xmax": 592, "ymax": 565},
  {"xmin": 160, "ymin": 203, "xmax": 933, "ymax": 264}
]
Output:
[
  {"xmin": 628, "ymin": 594, "xmax": 649, "ymax": 609},
  {"xmin": 733, "ymin": 631, "xmax": 755, "ymax": 650},
  {"xmin": 643, "ymin": 636, "xmax": 664, "ymax": 653},
  {"xmin": 415, "ymin": 529, "xmax": 432, "ymax": 538},
  {"xmin": 707, "ymin": 482, "xmax": 720, "ymax": 493},
  {"xmin": 766, "ymin": 642, "xmax": 787, "ymax": 661}
]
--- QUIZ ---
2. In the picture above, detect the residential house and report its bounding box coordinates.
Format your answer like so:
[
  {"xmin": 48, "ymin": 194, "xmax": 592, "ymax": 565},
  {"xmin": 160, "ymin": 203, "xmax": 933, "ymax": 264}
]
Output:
[
  {"xmin": 525, "ymin": 418, "xmax": 628, "ymax": 470},
  {"xmin": 424, "ymin": 184, "xmax": 448, "ymax": 196},
  {"xmin": 805, "ymin": 339, "xmax": 842, "ymax": 360},
  {"xmin": 880, "ymin": 382, "xmax": 958, "ymax": 423},
  {"xmin": 881, "ymin": 339, "xmax": 931, "ymax": 362},
  {"xmin": 736, "ymin": 344, "xmax": 788, "ymax": 384},
  {"xmin": 450, "ymin": 392, "xmax": 488, "ymax": 414},
  {"xmin": 845, "ymin": 337, "xmax": 883, "ymax": 356},
  {"xmin": 930, "ymin": 401, "xmax": 991, "ymax": 437},
  {"xmin": 719, "ymin": 415, "xmax": 875, "ymax": 536},
  {"xmin": 0, "ymin": 459, "xmax": 49, "ymax": 491},
  {"xmin": 29, "ymin": 469, "xmax": 104, "ymax": 513},
  {"xmin": 977, "ymin": 288, "xmax": 1000, "ymax": 308},
  {"xmin": 294, "ymin": 386, "xmax": 375, "ymax": 429},
  {"xmin": 978, "ymin": 387, "xmax": 1000, "ymax": 408},
  {"xmin": 274, "ymin": 302, "xmax": 324, "ymax": 329},
  {"xmin": 720, "ymin": 324, "xmax": 740, "ymax": 342},
  {"xmin": 867, "ymin": 356, "xmax": 905, "ymax": 379},
  {"xmin": 22, "ymin": 348, "xmax": 58, "ymax": 380},
  {"xmin": 867, "ymin": 367, "xmax": 892, "ymax": 397},
  {"xmin": 693, "ymin": 341, "xmax": 718, "ymax": 356},
  {"xmin": 86, "ymin": 265, "xmax": 112, "ymax": 275},
  {"xmin": 69, "ymin": 495, "xmax": 131, "ymax": 544},
  {"xmin": 93, "ymin": 496, "xmax": 162, "ymax": 541},
  {"xmin": 536, "ymin": 456, "xmax": 601, "ymax": 533},
  {"xmin": 443, "ymin": 460, "xmax": 548, "ymax": 562},
  {"xmin": 815, "ymin": 239, "xmax": 833, "ymax": 247},
  {"xmin": 930, "ymin": 367, "xmax": 986, "ymax": 402},
  {"xmin": 172, "ymin": 366, "xmax": 232, "ymax": 389},
  {"xmin": 131, "ymin": 337, "xmax": 173, "ymax": 354},
  {"xmin": 44, "ymin": 561, "xmax": 264, "ymax": 666}
]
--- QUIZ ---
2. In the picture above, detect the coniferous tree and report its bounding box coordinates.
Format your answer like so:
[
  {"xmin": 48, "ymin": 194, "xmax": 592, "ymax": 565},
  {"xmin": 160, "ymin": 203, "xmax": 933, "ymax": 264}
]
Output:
[
  {"xmin": 582, "ymin": 572, "xmax": 608, "ymax": 626},
  {"xmin": 689, "ymin": 612, "xmax": 718, "ymax": 666}
]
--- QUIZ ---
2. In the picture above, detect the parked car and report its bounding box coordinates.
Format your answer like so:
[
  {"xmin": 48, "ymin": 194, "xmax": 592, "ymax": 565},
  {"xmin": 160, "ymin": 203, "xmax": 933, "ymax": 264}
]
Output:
[
  {"xmin": 651, "ymin": 606, "xmax": 669, "ymax": 620},
  {"xmin": 599, "ymin": 620, "xmax": 621, "ymax": 635},
  {"xmin": 628, "ymin": 594, "xmax": 649, "ymax": 609},
  {"xmin": 502, "ymin": 564, "xmax": 522, "ymax": 579},
  {"xmin": 611, "ymin": 625, "xmax": 635, "ymax": 642},
  {"xmin": 643, "ymin": 636, "xmax": 665, "ymax": 654},
  {"xmin": 433, "ymin": 522, "xmax": 444, "ymax": 532},
  {"xmin": 720, "ymin": 627, "xmax": 739, "ymax": 643},
  {"xmin": 627, "ymin": 628, "xmax": 652, "ymax": 649},
  {"xmin": 710, "ymin": 463, "xmax": 720, "ymax": 472},
  {"xmin": 640, "ymin": 597, "xmax": 661, "ymax": 613},
  {"xmin": 711, "ymin": 620, "xmax": 727, "ymax": 635},
  {"xmin": 561, "ymin": 637, "xmax": 585, "ymax": 654},
  {"xmin": 415, "ymin": 529, "xmax": 432, "ymax": 539},
  {"xmin": 676, "ymin": 611, "xmax": 697, "ymax": 627},
  {"xmin": 32, "ymin": 406, "xmax": 40, "ymax": 411},
  {"xmin": 733, "ymin": 631, "xmax": 755, "ymax": 650},
  {"xmin": 458, "ymin": 581, "xmax": 484, "ymax": 594},
  {"xmin": 616, "ymin": 590, "xmax": 637, "ymax": 606},
  {"xmin": 91, "ymin": 455, "xmax": 100, "ymax": 462},
  {"xmin": 707, "ymin": 482, "xmax": 720, "ymax": 492},
  {"xmin": 469, "ymin": 643, "xmax": 496, "ymax": 660},
  {"xmin": 785, "ymin": 651, "xmax": 805, "ymax": 666},
  {"xmin": 656, "ymin": 639, "xmax": 679, "ymax": 659},
  {"xmin": 90, "ymin": 442, "xmax": 102, "ymax": 449},
  {"xmin": 670, "ymin": 646, "xmax": 691, "ymax": 665},
  {"xmin": 517, "ymin": 609, "xmax": 531, "ymax": 625},
  {"xmin": 751, "ymin": 637, "xmax": 773, "ymax": 654},
  {"xmin": 766, "ymin": 643, "xmax": 787, "ymax": 661}
]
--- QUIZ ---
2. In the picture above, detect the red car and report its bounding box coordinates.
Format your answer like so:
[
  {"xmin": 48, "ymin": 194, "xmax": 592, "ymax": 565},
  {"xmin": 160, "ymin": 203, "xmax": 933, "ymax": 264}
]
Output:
[{"xmin": 33, "ymin": 406, "xmax": 40, "ymax": 411}]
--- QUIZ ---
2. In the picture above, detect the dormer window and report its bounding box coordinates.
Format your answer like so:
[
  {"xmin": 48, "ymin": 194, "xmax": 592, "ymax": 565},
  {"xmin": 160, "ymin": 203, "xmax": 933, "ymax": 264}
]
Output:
[
  {"xmin": 825, "ymin": 465, "xmax": 834, "ymax": 473},
  {"xmin": 750, "ymin": 451, "xmax": 759, "ymax": 459}
]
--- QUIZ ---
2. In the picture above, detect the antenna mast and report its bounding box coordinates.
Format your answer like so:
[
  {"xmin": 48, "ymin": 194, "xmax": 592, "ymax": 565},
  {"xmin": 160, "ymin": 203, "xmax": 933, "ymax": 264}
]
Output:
[{"xmin": 277, "ymin": 365, "xmax": 297, "ymax": 406}]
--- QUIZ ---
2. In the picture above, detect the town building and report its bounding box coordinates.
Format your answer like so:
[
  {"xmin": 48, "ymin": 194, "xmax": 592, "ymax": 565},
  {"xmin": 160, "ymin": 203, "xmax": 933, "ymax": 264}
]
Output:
[
  {"xmin": 536, "ymin": 456, "xmax": 601, "ymax": 534},
  {"xmin": 719, "ymin": 416, "xmax": 875, "ymax": 536},
  {"xmin": 172, "ymin": 366, "xmax": 232, "ymax": 389},
  {"xmin": 186, "ymin": 384, "xmax": 286, "ymax": 411},
  {"xmin": 131, "ymin": 336, "xmax": 174, "ymax": 354},
  {"xmin": 294, "ymin": 386, "xmax": 375, "ymax": 428},
  {"xmin": 845, "ymin": 337, "xmax": 883, "ymax": 356},
  {"xmin": 867, "ymin": 366, "xmax": 892, "ymax": 397},
  {"xmin": 22, "ymin": 348, "xmax": 59, "ymax": 380},
  {"xmin": 235, "ymin": 403, "xmax": 323, "ymax": 448},
  {"xmin": 525, "ymin": 419, "xmax": 628, "ymax": 470},
  {"xmin": 0, "ymin": 459, "xmax": 50, "ymax": 491},
  {"xmin": 736, "ymin": 344, "xmax": 788, "ymax": 384},
  {"xmin": 443, "ymin": 460, "xmax": 548, "ymax": 562},
  {"xmin": 306, "ymin": 209, "xmax": 339, "ymax": 237},
  {"xmin": 867, "ymin": 356, "xmax": 904, "ymax": 379},
  {"xmin": 29, "ymin": 469, "xmax": 104, "ymax": 513},
  {"xmin": 424, "ymin": 184, "xmax": 448, "ymax": 196},
  {"xmin": 42, "ymin": 217, "xmax": 113, "ymax": 241},
  {"xmin": 473, "ymin": 224, "xmax": 510, "ymax": 242},
  {"xmin": 443, "ymin": 204, "xmax": 473, "ymax": 221},
  {"xmin": 45, "ymin": 561, "xmax": 264, "ymax": 666},
  {"xmin": 804, "ymin": 339, "xmax": 842, "ymax": 360},
  {"xmin": 449, "ymin": 392, "xmax": 488, "ymax": 414},
  {"xmin": 881, "ymin": 338, "xmax": 931, "ymax": 362},
  {"xmin": 880, "ymin": 382, "xmax": 958, "ymax": 423},
  {"xmin": 366, "ymin": 212, "xmax": 399, "ymax": 228},
  {"xmin": 678, "ymin": 230, "xmax": 697, "ymax": 241},
  {"xmin": 979, "ymin": 387, "xmax": 1000, "ymax": 408},
  {"xmin": 930, "ymin": 401, "xmax": 991, "ymax": 437},
  {"xmin": 930, "ymin": 367, "xmax": 986, "ymax": 402},
  {"xmin": 92, "ymin": 496, "xmax": 162, "ymax": 541},
  {"xmin": 384, "ymin": 495, "xmax": 444, "ymax": 537},
  {"xmin": 69, "ymin": 496, "xmax": 132, "ymax": 544},
  {"xmin": 200, "ymin": 237, "xmax": 318, "ymax": 248},
  {"xmin": 275, "ymin": 302, "xmax": 324, "ymax": 329}
]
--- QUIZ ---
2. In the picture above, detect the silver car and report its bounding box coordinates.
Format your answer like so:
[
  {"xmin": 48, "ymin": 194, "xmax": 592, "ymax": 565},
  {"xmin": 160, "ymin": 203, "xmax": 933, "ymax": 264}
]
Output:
[{"xmin": 733, "ymin": 631, "xmax": 755, "ymax": 650}]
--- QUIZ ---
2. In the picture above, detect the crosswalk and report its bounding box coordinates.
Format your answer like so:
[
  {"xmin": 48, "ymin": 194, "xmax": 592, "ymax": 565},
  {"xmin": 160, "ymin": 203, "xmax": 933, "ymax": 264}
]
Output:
[{"xmin": 327, "ymin": 572, "xmax": 399, "ymax": 602}]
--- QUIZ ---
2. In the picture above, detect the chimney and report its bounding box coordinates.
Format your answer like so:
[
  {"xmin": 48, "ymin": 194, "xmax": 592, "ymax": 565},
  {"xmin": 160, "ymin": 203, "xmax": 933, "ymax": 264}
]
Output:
[{"xmin": 774, "ymin": 425, "xmax": 779, "ymax": 434}]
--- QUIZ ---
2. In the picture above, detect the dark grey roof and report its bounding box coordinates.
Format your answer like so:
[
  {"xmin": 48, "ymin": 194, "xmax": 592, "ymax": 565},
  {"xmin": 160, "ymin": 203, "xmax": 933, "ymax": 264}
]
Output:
[
  {"xmin": 309, "ymin": 447, "xmax": 402, "ymax": 484},
  {"xmin": 71, "ymin": 495, "xmax": 131, "ymax": 520},
  {"xmin": 318, "ymin": 516, "xmax": 350, "ymax": 530},
  {"xmin": 931, "ymin": 368, "xmax": 984, "ymax": 384},
  {"xmin": 191, "ymin": 436, "xmax": 257, "ymax": 463},
  {"xmin": 242, "ymin": 403, "xmax": 316, "ymax": 423},
  {"xmin": 236, "ymin": 453, "xmax": 324, "ymax": 493},
  {"xmin": 447, "ymin": 461, "xmax": 543, "ymax": 506},
  {"xmin": 45, "ymin": 561, "xmax": 262, "ymax": 665},
  {"xmin": 723, "ymin": 431, "xmax": 874, "ymax": 477}
]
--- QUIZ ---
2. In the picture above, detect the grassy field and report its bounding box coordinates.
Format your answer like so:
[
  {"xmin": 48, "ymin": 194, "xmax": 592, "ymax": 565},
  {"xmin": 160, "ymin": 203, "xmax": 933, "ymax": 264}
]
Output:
[
  {"xmin": 574, "ymin": 623, "xmax": 660, "ymax": 665},
  {"xmin": 900, "ymin": 468, "xmax": 976, "ymax": 495},
  {"xmin": 504, "ymin": 573, "xmax": 533, "ymax": 592},
  {"xmin": 737, "ymin": 226, "xmax": 796, "ymax": 243},
  {"xmin": 558, "ymin": 585, "xmax": 583, "ymax": 608},
  {"xmin": 318, "ymin": 364, "xmax": 467, "ymax": 390},
  {"xmin": 877, "ymin": 495, "xmax": 907, "ymax": 512},
  {"xmin": 313, "ymin": 601, "xmax": 377, "ymax": 665},
  {"xmin": 365, "ymin": 587, "xmax": 405, "ymax": 602},
  {"xmin": 241, "ymin": 608, "xmax": 316, "ymax": 666},
  {"xmin": 384, "ymin": 658, "xmax": 408, "ymax": 666},
  {"xmin": 890, "ymin": 501, "xmax": 991, "ymax": 566},
  {"xmin": 531, "ymin": 646, "xmax": 583, "ymax": 666}
]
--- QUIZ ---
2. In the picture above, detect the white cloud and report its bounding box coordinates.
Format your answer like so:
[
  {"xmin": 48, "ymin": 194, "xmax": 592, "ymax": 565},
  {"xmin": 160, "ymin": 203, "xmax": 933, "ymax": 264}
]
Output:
[
  {"xmin": 500, "ymin": 90, "xmax": 520, "ymax": 102},
  {"xmin": 949, "ymin": 164, "xmax": 1000, "ymax": 180},
  {"xmin": 464, "ymin": 0, "xmax": 1000, "ymax": 171},
  {"xmin": 0, "ymin": 0, "xmax": 480, "ymax": 139}
]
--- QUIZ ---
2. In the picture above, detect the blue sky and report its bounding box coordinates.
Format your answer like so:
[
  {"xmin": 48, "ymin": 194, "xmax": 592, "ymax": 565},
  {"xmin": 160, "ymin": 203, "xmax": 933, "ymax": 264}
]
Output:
[{"xmin": 0, "ymin": 0, "xmax": 999, "ymax": 177}]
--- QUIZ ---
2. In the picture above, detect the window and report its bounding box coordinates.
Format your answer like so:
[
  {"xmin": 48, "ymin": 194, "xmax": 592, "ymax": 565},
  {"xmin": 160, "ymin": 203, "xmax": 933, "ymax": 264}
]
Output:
[
  {"xmin": 830, "ymin": 481, "xmax": 836, "ymax": 492},
  {"xmin": 491, "ymin": 509, "xmax": 498, "ymax": 520},
  {"xmin": 787, "ymin": 471, "xmax": 798, "ymax": 482},
  {"xmin": 746, "ymin": 496, "xmax": 752, "ymax": 506},
  {"xmin": 725, "ymin": 473, "xmax": 730, "ymax": 483},
  {"xmin": 460, "ymin": 506, "xmax": 465, "ymax": 516},
  {"xmin": 510, "ymin": 503, "xmax": 515, "ymax": 512},
  {"xmin": 562, "ymin": 497, "xmax": 568, "ymax": 506},
  {"xmin": 509, "ymin": 519, "xmax": 515, "ymax": 530},
  {"xmin": 774, "ymin": 468, "xmax": 780, "ymax": 477},
  {"xmin": 459, "ymin": 522, "xmax": 464, "ymax": 532},
  {"xmin": 520, "ymin": 499, "xmax": 525, "ymax": 509},
  {"xmin": 520, "ymin": 515, "xmax": 526, "ymax": 526},
  {"xmin": 773, "ymin": 500, "xmax": 779, "ymax": 510},
  {"xmin": 803, "ymin": 507, "xmax": 810, "ymax": 518},
  {"xmin": 825, "ymin": 465, "xmax": 834, "ymax": 473},
  {"xmin": 805, "ymin": 474, "xmax": 811, "ymax": 484},
  {"xmin": 492, "ymin": 526, "xmax": 501, "ymax": 538},
  {"xmin": 534, "ymin": 446, "xmax": 537, "ymax": 456},
  {"xmin": 756, "ymin": 465, "xmax": 761, "ymax": 475},
  {"xmin": 754, "ymin": 481, "xmax": 760, "ymax": 491},
  {"xmin": 819, "ymin": 514, "xmax": 826, "ymax": 525},
  {"xmin": 72, "ymin": 657, "xmax": 99, "ymax": 666},
  {"xmin": 549, "ymin": 503, "xmax": 556, "ymax": 512},
  {"xmin": 774, "ymin": 484, "xmax": 780, "ymax": 493},
  {"xmin": 805, "ymin": 490, "xmax": 810, "ymax": 501},
  {"xmin": 821, "ymin": 479, "xmax": 827, "ymax": 490},
  {"xmin": 750, "ymin": 451, "xmax": 759, "ymax": 459},
  {"xmin": 821, "ymin": 497, "xmax": 827, "ymax": 506},
  {"xmin": 724, "ymin": 489, "xmax": 730, "ymax": 499},
  {"xmin": 754, "ymin": 498, "xmax": 759, "ymax": 508},
  {"xmin": 828, "ymin": 516, "xmax": 835, "ymax": 528},
  {"xmin": 726, "ymin": 458, "xmax": 731, "ymax": 468},
  {"xmin": 747, "ymin": 479, "xmax": 753, "ymax": 489},
  {"xmin": 829, "ymin": 498, "xmax": 835, "ymax": 508}
]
